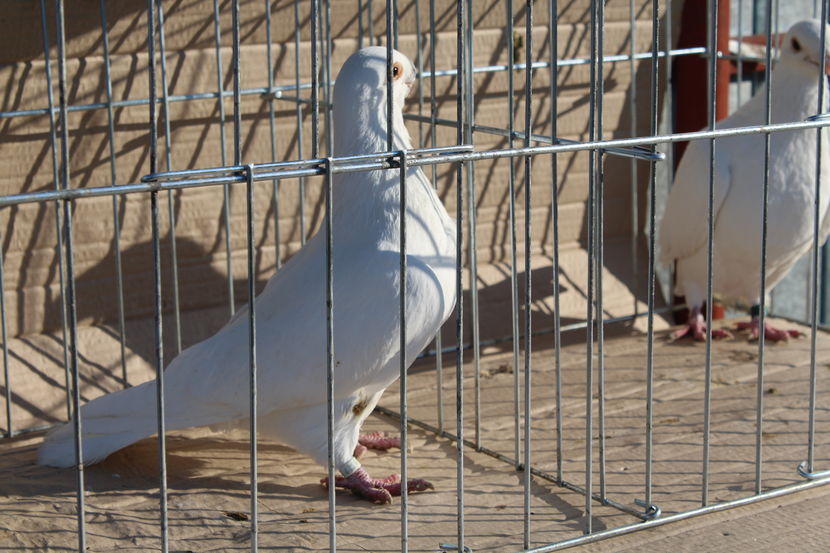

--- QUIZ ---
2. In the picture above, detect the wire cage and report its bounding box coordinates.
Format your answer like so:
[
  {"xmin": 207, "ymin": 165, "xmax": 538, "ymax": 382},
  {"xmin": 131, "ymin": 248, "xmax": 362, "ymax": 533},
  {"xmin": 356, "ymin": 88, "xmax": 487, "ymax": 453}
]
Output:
[{"xmin": 2, "ymin": 0, "xmax": 830, "ymax": 551}]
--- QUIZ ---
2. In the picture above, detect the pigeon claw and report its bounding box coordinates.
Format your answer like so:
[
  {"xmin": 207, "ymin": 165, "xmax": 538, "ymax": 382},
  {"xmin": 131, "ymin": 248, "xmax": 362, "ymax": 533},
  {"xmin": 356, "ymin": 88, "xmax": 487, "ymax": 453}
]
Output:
[
  {"xmin": 321, "ymin": 468, "xmax": 433, "ymax": 504},
  {"xmin": 736, "ymin": 318, "xmax": 803, "ymax": 342}
]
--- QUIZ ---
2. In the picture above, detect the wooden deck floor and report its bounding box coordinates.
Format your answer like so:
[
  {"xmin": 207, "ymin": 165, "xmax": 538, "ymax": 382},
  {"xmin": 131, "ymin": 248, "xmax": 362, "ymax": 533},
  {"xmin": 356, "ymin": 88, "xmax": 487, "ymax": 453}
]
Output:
[{"xmin": 3, "ymin": 314, "xmax": 830, "ymax": 552}]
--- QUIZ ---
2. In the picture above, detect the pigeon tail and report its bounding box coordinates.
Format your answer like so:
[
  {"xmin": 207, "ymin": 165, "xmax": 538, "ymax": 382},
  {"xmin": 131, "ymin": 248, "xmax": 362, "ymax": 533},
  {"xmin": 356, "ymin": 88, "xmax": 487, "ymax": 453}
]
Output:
[{"xmin": 37, "ymin": 378, "xmax": 222, "ymax": 468}]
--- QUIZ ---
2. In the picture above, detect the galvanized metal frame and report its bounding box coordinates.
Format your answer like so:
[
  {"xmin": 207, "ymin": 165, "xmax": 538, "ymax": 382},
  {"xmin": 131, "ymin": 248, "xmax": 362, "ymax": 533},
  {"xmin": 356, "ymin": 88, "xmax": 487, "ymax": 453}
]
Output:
[{"xmin": 2, "ymin": 1, "xmax": 830, "ymax": 552}]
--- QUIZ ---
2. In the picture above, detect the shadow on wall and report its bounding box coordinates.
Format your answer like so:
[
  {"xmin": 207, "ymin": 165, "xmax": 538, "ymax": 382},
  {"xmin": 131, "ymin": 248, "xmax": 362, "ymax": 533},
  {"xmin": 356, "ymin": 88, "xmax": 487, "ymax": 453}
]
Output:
[{"xmin": 41, "ymin": 231, "xmax": 274, "ymax": 365}]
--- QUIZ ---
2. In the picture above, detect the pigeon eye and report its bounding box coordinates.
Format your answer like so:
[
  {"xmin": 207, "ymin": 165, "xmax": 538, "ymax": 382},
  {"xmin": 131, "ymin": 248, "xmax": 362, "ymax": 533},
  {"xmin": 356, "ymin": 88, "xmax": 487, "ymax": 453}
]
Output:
[
  {"xmin": 792, "ymin": 37, "xmax": 802, "ymax": 52},
  {"xmin": 392, "ymin": 61, "xmax": 404, "ymax": 80}
]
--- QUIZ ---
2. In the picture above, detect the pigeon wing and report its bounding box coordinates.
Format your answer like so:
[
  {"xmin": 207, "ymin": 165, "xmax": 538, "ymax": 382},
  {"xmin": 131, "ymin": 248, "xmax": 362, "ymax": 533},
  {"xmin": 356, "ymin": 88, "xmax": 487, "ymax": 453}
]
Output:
[{"xmin": 659, "ymin": 137, "xmax": 734, "ymax": 264}]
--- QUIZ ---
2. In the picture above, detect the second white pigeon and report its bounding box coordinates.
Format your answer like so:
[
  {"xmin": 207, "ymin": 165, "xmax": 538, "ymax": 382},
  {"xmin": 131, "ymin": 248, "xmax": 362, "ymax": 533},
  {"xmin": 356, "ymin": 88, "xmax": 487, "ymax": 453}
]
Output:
[{"xmin": 659, "ymin": 19, "xmax": 830, "ymax": 341}]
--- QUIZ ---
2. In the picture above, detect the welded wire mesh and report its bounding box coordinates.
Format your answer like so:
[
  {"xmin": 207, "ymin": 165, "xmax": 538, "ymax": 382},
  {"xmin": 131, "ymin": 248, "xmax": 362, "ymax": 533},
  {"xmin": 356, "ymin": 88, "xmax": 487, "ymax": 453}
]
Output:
[{"xmin": 2, "ymin": 1, "xmax": 830, "ymax": 552}]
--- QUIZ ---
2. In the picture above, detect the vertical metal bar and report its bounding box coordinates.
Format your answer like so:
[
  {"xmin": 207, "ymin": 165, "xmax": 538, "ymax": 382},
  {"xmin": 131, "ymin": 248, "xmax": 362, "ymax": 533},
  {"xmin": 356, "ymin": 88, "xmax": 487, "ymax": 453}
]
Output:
[
  {"xmin": 232, "ymin": 0, "xmax": 242, "ymax": 166},
  {"xmin": 428, "ymin": 0, "xmax": 444, "ymax": 436},
  {"xmin": 147, "ymin": 2, "xmax": 169, "ymax": 549},
  {"xmin": 156, "ymin": 0, "xmax": 182, "ymax": 356},
  {"xmin": 455, "ymin": 1, "xmax": 466, "ymax": 549},
  {"xmin": 735, "ymin": 0, "xmax": 744, "ymax": 107},
  {"xmin": 399, "ymin": 150, "xmax": 409, "ymax": 553},
  {"xmin": 0, "ymin": 242, "xmax": 9, "ymax": 437},
  {"xmin": 98, "ymin": 0, "xmax": 129, "ymax": 388},
  {"xmin": 549, "ymin": 0, "xmax": 564, "ymax": 485},
  {"xmin": 415, "ymin": 0, "xmax": 424, "ymax": 147},
  {"xmin": 595, "ymin": 0, "xmax": 607, "ymax": 504},
  {"xmin": 55, "ymin": 3, "xmax": 86, "ymax": 550},
  {"xmin": 323, "ymin": 0, "xmax": 333, "ymax": 156},
  {"xmin": 311, "ymin": 0, "xmax": 320, "ymax": 160},
  {"xmin": 806, "ymin": 0, "xmax": 828, "ymax": 476},
  {"xmin": 39, "ymin": 0, "xmax": 72, "ymax": 421},
  {"xmin": 393, "ymin": 0, "xmax": 399, "ymax": 49},
  {"xmin": 358, "ymin": 0, "xmax": 365, "ymax": 48},
  {"xmin": 584, "ymin": 0, "xmax": 599, "ymax": 534},
  {"xmin": 465, "ymin": 0, "xmax": 481, "ymax": 453},
  {"xmin": 772, "ymin": 0, "xmax": 779, "ymax": 58},
  {"xmin": 663, "ymin": 0, "xmax": 674, "ymax": 182},
  {"xmin": 212, "ymin": 0, "xmax": 235, "ymax": 316},
  {"xmin": 386, "ymin": 0, "xmax": 394, "ymax": 152},
  {"xmin": 367, "ymin": 0, "xmax": 375, "ymax": 46},
  {"xmin": 324, "ymin": 158, "xmax": 336, "ymax": 553},
  {"xmin": 662, "ymin": 0, "xmax": 675, "ymax": 323},
  {"xmin": 644, "ymin": 0, "xmax": 660, "ymax": 512},
  {"xmin": 317, "ymin": 12, "xmax": 329, "ymax": 546},
  {"xmin": 506, "ymin": 0, "xmax": 522, "ymax": 470},
  {"xmin": 412, "ymin": 0, "xmax": 423, "ymax": 528},
  {"xmin": 264, "ymin": 0, "xmax": 281, "ymax": 271},
  {"xmin": 244, "ymin": 165, "xmax": 259, "ymax": 552},
  {"xmin": 210, "ymin": 0, "xmax": 228, "ymax": 159},
  {"xmin": 702, "ymin": 0, "xmax": 719, "ymax": 508},
  {"xmin": 522, "ymin": 3, "xmax": 534, "ymax": 547},
  {"xmin": 294, "ymin": 0, "xmax": 307, "ymax": 244},
  {"xmin": 391, "ymin": 6, "xmax": 405, "ymax": 550},
  {"xmin": 755, "ymin": 0, "xmax": 774, "ymax": 496},
  {"xmin": 628, "ymin": 0, "xmax": 639, "ymax": 315}
]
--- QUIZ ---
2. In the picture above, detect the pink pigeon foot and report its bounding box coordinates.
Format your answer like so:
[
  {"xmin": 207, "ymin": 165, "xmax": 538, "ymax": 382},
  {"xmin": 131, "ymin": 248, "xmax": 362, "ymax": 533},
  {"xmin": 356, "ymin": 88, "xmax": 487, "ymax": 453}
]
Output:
[
  {"xmin": 321, "ymin": 467, "xmax": 433, "ymax": 504},
  {"xmin": 735, "ymin": 317, "xmax": 803, "ymax": 342},
  {"xmin": 354, "ymin": 431, "xmax": 400, "ymax": 459},
  {"xmin": 360, "ymin": 431, "xmax": 400, "ymax": 450},
  {"xmin": 672, "ymin": 309, "xmax": 732, "ymax": 342}
]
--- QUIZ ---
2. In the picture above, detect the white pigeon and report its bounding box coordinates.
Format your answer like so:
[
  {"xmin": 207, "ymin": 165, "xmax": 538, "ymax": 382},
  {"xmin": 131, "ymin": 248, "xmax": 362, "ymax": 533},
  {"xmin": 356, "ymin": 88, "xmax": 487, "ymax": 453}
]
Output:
[
  {"xmin": 659, "ymin": 19, "xmax": 830, "ymax": 342},
  {"xmin": 38, "ymin": 46, "xmax": 457, "ymax": 504}
]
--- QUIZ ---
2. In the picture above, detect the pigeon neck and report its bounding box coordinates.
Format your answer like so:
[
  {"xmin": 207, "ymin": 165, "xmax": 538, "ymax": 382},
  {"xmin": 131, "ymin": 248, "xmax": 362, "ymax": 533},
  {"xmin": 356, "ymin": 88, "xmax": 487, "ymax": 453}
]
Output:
[
  {"xmin": 768, "ymin": 62, "xmax": 825, "ymax": 121},
  {"xmin": 333, "ymin": 99, "xmax": 412, "ymax": 157}
]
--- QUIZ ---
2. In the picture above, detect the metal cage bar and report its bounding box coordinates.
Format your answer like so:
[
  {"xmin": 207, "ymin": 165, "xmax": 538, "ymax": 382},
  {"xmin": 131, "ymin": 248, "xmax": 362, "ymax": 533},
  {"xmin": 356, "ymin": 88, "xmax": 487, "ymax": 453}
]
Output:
[{"xmin": 147, "ymin": 2, "xmax": 169, "ymax": 550}]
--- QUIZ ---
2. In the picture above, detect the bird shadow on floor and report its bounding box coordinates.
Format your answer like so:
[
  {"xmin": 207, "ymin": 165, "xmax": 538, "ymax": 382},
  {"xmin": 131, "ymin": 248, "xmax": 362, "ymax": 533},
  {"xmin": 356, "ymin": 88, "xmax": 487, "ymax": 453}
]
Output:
[{"xmin": 2, "ymin": 430, "xmax": 330, "ymax": 503}]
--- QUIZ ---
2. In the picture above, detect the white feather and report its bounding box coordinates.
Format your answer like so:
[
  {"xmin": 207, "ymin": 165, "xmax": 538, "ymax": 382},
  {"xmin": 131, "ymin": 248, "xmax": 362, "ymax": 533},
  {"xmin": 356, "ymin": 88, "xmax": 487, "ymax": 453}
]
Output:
[{"xmin": 38, "ymin": 47, "xmax": 456, "ymax": 478}]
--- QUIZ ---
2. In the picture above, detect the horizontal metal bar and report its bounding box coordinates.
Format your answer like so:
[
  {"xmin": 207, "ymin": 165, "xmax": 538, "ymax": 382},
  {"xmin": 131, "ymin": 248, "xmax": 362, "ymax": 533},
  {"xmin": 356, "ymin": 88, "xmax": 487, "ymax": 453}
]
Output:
[
  {"xmin": 1, "ymin": 47, "xmax": 710, "ymax": 120},
  {"xmin": 522, "ymin": 476, "xmax": 830, "ymax": 552},
  {"xmin": 0, "ymin": 85, "xmax": 306, "ymax": 119},
  {"xmin": 423, "ymin": 46, "xmax": 708, "ymax": 78},
  {"xmin": 3, "ymin": 116, "xmax": 829, "ymax": 208},
  {"xmin": 406, "ymin": 113, "xmax": 664, "ymax": 161},
  {"xmin": 141, "ymin": 144, "xmax": 475, "ymax": 183},
  {"xmin": 3, "ymin": 423, "xmax": 56, "ymax": 439}
]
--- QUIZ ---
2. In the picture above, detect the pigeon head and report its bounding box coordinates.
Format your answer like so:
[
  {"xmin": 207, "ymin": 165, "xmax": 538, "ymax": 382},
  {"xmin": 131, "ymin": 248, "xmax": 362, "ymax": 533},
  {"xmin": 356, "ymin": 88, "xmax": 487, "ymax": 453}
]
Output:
[
  {"xmin": 333, "ymin": 47, "xmax": 416, "ymax": 155},
  {"xmin": 780, "ymin": 19, "xmax": 830, "ymax": 77}
]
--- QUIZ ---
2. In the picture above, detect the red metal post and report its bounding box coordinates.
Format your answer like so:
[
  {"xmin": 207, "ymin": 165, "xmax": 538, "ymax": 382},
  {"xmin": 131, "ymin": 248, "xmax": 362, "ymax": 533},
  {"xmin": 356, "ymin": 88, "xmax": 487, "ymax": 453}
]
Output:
[{"xmin": 671, "ymin": 0, "xmax": 730, "ymax": 322}]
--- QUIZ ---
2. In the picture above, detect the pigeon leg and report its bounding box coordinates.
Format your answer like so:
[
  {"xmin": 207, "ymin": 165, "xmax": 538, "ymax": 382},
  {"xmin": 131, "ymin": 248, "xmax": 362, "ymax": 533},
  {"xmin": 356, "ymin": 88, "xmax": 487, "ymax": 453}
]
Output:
[
  {"xmin": 354, "ymin": 431, "xmax": 400, "ymax": 458},
  {"xmin": 321, "ymin": 467, "xmax": 433, "ymax": 504},
  {"xmin": 735, "ymin": 317, "xmax": 802, "ymax": 342},
  {"xmin": 672, "ymin": 306, "xmax": 732, "ymax": 341}
]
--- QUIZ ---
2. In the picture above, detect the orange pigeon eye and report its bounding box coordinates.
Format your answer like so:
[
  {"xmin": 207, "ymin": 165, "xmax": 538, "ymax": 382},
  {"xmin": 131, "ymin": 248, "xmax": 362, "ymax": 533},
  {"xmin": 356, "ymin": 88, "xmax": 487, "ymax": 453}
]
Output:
[{"xmin": 392, "ymin": 61, "xmax": 404, "ymax": 80}]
